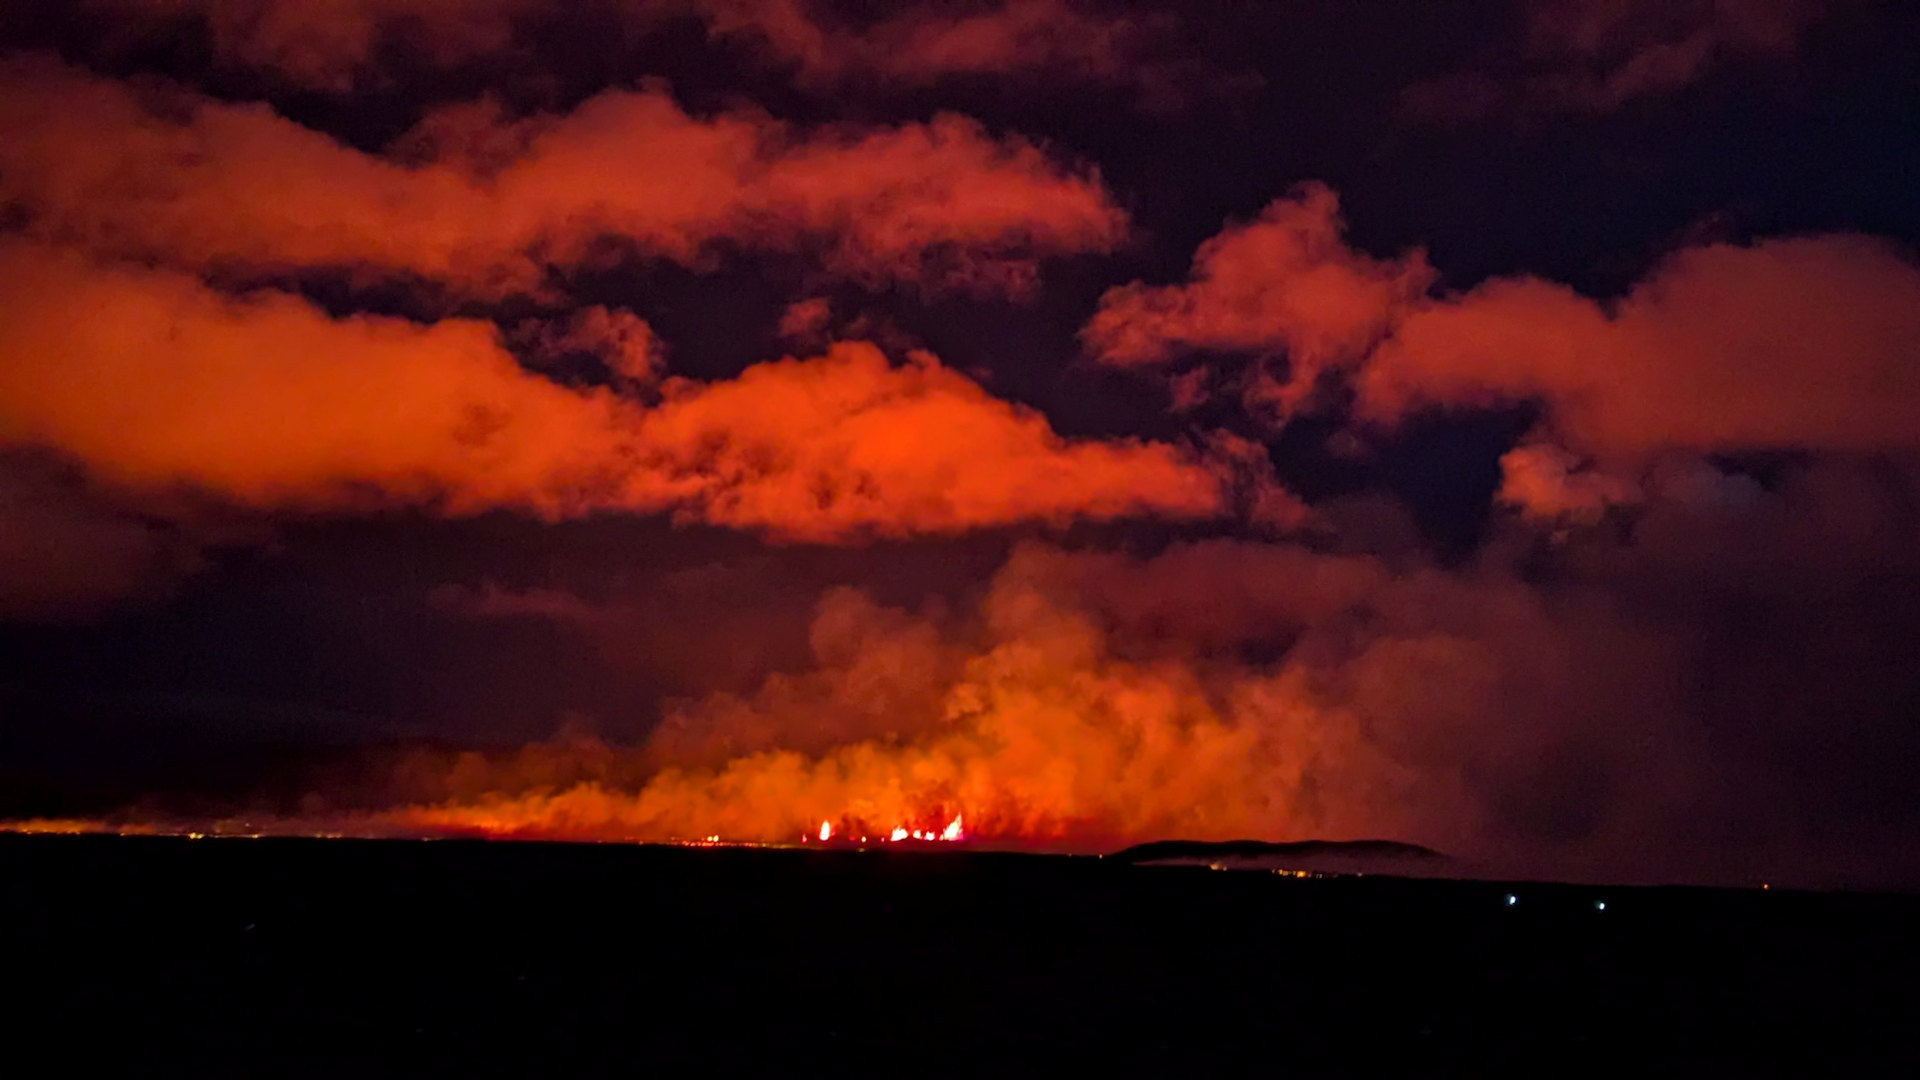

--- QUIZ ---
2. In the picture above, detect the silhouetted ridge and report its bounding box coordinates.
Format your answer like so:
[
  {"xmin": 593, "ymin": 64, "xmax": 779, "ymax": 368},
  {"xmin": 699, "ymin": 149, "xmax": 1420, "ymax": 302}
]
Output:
[{"xmin": 1108, "ymin": 839, "xmax": 1445, "ymax": 863}]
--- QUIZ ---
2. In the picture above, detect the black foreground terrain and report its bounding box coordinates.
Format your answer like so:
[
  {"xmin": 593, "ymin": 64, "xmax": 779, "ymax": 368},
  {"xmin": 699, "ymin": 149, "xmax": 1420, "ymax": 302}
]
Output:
[{"xmin": 3, "ymin": 834, "xmax": 1917, "ymax": 1076}]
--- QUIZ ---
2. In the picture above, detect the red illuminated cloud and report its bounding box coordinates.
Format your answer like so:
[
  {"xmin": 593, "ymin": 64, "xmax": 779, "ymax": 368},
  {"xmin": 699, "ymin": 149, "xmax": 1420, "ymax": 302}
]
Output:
[
  {"xmin": 1088, "ymin": 181, "xmax": 1920, "ymax": 470},
  {"xmin": 0, "ymin": 56, "xmax": 1128, "ymax": 299},
  {"xmin": 1082, "ymin": 183, "xmax": 1433, "ymax": 416},
  {"xmin": 0, "ymin": 241, "xmax": 633, "ymax": 517},
  {"xmin": 0, "ymin": 241, "xmax": 1249, "ymax": 539},
  {"xmin": 635, "ymin": 345, "xmax": 1245, "ymax": 538}
]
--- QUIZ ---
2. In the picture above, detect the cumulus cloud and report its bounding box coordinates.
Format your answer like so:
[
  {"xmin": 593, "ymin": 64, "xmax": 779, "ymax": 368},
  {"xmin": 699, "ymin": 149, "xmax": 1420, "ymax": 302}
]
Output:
[
  {"xmin": 0, "ymin": 240, "xmax": 633, "ymax": 518},
  {"xmin": 0, "ymin": 240, "xmax": 1260, "ymax": 546},
  {"xmin": 1087, "ymin": 182, "xmax": 1920, "ymax": 472},
  {"xmin": 1082, "ymin": 183, "xmax": 1434, "ymax": 417},
  {"xmin": 636, "ymin": 345, "xmax": 1268, "ymax": 538},
  {"xmin": 0, "ymin": 55, "xmax": 1129, "ymax": 299}
]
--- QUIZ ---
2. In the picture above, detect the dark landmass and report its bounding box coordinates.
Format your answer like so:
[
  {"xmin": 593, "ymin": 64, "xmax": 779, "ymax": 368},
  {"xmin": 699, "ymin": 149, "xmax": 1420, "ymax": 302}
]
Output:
[
  {"xmin": 1109, "ymin": 838, "xmax": 1447, "ymax": 865},
  {"xmin": 6, "ymin": 834, "xmax": 1918, "ymax": 1076},
  {"xmin": 1108, "ymin": 838, "xmax": 1457, "ymax": 880}
]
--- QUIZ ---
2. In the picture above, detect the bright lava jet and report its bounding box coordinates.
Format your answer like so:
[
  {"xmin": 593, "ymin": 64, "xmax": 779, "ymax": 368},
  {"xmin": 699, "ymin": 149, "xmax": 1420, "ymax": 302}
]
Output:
[{"xmin": 810, "ymin": 814, "xmax": 964, "ymax": 847}]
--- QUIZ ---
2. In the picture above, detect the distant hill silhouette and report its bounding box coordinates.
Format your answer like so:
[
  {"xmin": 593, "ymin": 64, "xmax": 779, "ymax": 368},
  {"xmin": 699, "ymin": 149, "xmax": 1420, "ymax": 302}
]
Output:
[{"xmin": 1108, "ymin": 839, "xmax": 1446, "ymax": 865}]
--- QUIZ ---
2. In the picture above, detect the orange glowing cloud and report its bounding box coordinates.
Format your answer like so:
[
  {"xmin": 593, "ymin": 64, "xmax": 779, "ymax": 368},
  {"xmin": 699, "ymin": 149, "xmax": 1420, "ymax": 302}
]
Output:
[
  {"xmin": 634, "ymin": 345, "xmax": 1244, "ymax": 538},
  {"xmin": 1087, "ymin": 181, "xmax": 1920, "ymax": 469},
  {"xmin": 0, "ymin": 241, "xmax": 1249, "ymax": 538},
  {"xmin": 0, "ymin": 241, "xmax": 633, "ymax": 517},
  {"xmin": 0, "ymin": 55, "xmax": 1128, "ymax": 298},
  {"xmin": 1082, "ymin": 183, "xmax": 1434, "ymax": 416}
]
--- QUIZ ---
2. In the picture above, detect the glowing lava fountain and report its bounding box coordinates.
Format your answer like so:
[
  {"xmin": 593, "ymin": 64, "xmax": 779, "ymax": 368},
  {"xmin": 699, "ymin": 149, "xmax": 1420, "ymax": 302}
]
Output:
[{"xmin": 809, "ymin": 813, "xmax": 965, "ymax": 847}]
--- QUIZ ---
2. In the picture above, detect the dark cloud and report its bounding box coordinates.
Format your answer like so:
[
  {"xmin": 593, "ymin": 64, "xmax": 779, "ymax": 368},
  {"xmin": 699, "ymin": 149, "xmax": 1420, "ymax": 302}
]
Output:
[
  {"xmin": 1405, "ymin": 0, "xmax": 1851, "ymax": 120},
  {"xmin": 64, "ymin": 0, "xmax": 1184, "ymax": 99},
  {"xmin": 0, "ymin": 455, "xmax": 206, "ymax": 622}
]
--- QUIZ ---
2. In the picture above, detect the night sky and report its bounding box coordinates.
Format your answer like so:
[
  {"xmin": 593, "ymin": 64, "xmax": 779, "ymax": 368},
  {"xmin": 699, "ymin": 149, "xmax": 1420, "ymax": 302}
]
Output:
[{"xmin": 2, "ymin": 0, "xmax": 1919, "ymax": 889}]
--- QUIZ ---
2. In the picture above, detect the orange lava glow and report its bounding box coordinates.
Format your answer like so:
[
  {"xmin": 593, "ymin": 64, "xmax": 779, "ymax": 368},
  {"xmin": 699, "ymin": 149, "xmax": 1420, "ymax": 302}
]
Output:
[
  {"xmin": 0, "ymin": 818, "xmax": 137, "ymax": 835},
  {"xmin": 0, "ymin": 811, "xmax": 978, "ymax": 850}
]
